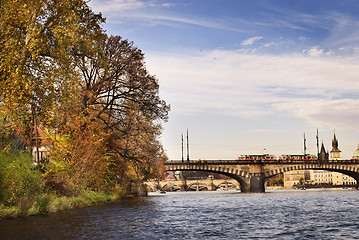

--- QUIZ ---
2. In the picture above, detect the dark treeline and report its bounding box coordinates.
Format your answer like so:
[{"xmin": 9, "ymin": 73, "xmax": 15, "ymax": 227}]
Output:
[{"xmin": 0, "ymin": 0, "xmax": 169, "ymax": 216}]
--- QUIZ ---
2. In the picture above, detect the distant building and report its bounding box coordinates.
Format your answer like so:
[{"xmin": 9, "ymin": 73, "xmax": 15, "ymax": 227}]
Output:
[
  {"xmin": 309, "ymin": 171, "xmax": 342, "ymax": 185},
  {"xmin": 284, "ymin": 170, "xmax": 356, "ymax": 187},
  {"xmin": 330, "ymin": 172, "xmax": 344, "ymax": 185},
  {"xmin": 330, "ymin": 133, "xmax": 341, "ymax": 160},
  {"xmin": 31, "ymin": 127, "xmax": 52, "ymax": 164},
  {"xmin": 309, "ymin": 170, "xmax": 331, "ymax": 184},
  {"xmin": 352, "ymin": 145, "xmax": 359, "ymax": 160},
  {"xmin": 283, "ymin": 170, "xmax": 307, "ymax": 188},
  {"xmin": 343, "ymin": 175, "xmax": 356, "ymax": 185}
]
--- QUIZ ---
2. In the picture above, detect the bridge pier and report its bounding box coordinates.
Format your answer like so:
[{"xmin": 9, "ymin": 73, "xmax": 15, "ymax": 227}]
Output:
[
  {"xmin": 249, "ymin": 174, "xmax": 265, "ymax": 193},
  {"xmin": 236, "ymin": 175, "xmax": 265, "ymax": 193},
  {"xmin": 239, "ymin": 182, "xmax": 250, "ymax": 192}
]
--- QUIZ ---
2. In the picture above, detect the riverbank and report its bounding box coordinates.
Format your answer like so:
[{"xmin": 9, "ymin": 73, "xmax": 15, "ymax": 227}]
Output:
[
  {"xmin": 267, "ymin": 185, "xmax": 358, "ymax": 191},
  {"xmin": 0, "ymin": 152, "xmax": 152, "ymax": 219},
  {"xmin": 0, "ymin": 189, "xmax": 129, "ymax": 219},
  {"xmin": 294, "ymin": 184, "xmax": 357, "ymax": 189}
]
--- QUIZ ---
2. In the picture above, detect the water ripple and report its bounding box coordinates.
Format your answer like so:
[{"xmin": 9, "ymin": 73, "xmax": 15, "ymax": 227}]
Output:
[{"xmin": 1, "ymin": 190, "xmax": 359, "ymax": 239}]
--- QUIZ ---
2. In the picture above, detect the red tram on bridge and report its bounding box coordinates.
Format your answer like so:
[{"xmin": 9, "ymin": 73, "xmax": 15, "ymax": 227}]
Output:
[
  {"xmin": 237, "ymin": 154, "xmax": 276, "ymax": 161},
  {"xmin": 237, "ymin": 154, "xmax": 317, "ymax": 162},
  {"xmin": 278, "ymin": 154, "xmax": 317, "ymax": 161}
]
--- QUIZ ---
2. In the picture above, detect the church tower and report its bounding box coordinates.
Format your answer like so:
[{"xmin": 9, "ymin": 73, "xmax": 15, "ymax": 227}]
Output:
[{"xmin": 330, "ymin": 133, "xmax": 341, "ymax": 160}]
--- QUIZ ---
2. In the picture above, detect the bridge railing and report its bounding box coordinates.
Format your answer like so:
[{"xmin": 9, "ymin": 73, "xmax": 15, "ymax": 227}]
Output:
[{"xmin": 166, "ymin": 159, "xmax": 359, "ymax": 165}]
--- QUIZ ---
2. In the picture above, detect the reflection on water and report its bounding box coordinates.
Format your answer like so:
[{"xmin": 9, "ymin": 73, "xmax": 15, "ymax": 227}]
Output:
[{"xmin": 1, "ymin": 189, "xmax": 359, "ymax": 239}]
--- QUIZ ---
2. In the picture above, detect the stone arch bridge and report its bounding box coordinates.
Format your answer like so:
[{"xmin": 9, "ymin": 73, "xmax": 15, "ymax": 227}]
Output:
[
  {"xmin": 147, "ymin": 179, "xmax": 240, "ymax": 192},
  {"xmin": 165, "ymin": 160, "xmax": 359, "ymax": 193}
]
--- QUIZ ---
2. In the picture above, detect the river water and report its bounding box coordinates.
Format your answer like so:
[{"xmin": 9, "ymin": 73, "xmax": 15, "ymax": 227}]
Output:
[{"xmin": 1, "ymin": 189, "xmax": 359, "ymax": 239}]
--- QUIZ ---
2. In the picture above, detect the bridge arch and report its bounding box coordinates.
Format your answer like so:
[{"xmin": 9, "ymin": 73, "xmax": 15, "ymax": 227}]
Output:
[
  {"xmin": 187, "ymin": 183, "xmax": 208, "ymax": 191},
  {"xmin": 264, "ymin": 164, "xmax": 359, "ymax": 185},
  {"xmin": 166, "ymin": 164, "xmax": 251, "ymax": 192},
  {"xmin": 160, "ymin": 183, "xmax": 181, "ymax": 192}
]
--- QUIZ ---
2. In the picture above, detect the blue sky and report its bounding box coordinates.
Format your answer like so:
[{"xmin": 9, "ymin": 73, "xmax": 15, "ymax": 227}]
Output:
[{"xmin": 89, "ymin": 0, "xmax": 359, "ymax": 160}]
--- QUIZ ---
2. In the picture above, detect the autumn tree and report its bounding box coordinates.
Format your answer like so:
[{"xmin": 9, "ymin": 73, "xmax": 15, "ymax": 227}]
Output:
[
  {"xmin": 0, "ymin": 0, "xmax": 105, "ymax": 151},
  {"xmin": 48, "ymin": 35, "xmax": 170, "ymax": 192}
]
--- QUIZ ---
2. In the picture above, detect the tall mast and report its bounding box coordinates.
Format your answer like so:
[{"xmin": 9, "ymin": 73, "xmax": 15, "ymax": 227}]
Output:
[
  {"xmin": 186, "ymin": 129, "xmax": 189, "ymax": 160},
  {"xmin": 316, "ymin": 129, "xmax": 319, "ymax": 158},
  {"xmin": 304, "ymin": 132, "xmax": 307, "ymax": 155},
  {"xmin": 181, "ymin": 133, "xmax": 184, "ymax": 161}
]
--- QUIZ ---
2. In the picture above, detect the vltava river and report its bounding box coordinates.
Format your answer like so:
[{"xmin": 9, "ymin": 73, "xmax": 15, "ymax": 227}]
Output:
[{"xmin": 1, "ymin": 189, "xmax": 359, "ymax": 239}]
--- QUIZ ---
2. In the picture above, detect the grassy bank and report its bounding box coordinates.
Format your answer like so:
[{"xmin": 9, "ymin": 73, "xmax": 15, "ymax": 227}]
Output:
[
  {"xmin": 0, "ymin": 189, "xmax": 128, "ymax": 219},
  {"xmin": 0, "ymin": 152, "xmax": 134, "ymax": 219}
]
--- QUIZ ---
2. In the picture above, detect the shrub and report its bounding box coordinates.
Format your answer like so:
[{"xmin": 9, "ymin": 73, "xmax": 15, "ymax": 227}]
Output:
[{"xmin": 0, "ymin": 152, "xmax": 42, "ymax": 206}]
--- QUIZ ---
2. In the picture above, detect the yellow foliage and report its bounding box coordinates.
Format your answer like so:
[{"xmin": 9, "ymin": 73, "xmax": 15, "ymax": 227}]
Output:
[{"xmin": 1, "ymin": 0, "xmax": 169, "ymax": 197}]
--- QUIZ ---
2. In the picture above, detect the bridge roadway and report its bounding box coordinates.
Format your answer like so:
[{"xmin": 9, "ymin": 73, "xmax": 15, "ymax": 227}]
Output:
[{"xmin": 165, "ymin": 159, "xmax": 359, "ymax": 193}]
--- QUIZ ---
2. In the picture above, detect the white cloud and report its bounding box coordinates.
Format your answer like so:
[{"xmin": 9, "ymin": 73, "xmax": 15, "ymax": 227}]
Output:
[
  {"xmin": 274, "ymin": 99, "xmax": 359, "ymax": 130},
  {"xmin": 90, "ymin": 0, "xmax": 147, "ymax": 12},
  {"xmin": 89, "ymin": 0, "xmax": 248, "ymax": 32},
  {"xmin": 90, "ymin": 0, "xmax": 177, "ymax": 11},
  {"xmin": 304, "ymin": 46, "xmax": 324, "ymax": 56},
  {"xmin": 146, "ymin": 50, "xmax": 359, "ymax": 129},
  {"xmin": 162, "ymin": 3, "xmax": 175, "ymax": 8},
  {"xmin": 241, "ymin": 36, "xmax": 263, "ymax": 46},
  {"xmin": 262, "ymin": 42, "xmax": 275, "ymax": 48}
]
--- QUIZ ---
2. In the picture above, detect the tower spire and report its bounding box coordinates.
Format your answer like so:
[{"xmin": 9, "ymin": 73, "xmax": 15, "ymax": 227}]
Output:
[
  {"xmin": 319, "ymin": 141, "xmax": 329, "ymax": 162},
  {"xmin": 331, "ymin": 131, "xmax": 340, "ymax": 151},
  {"xmin": 330, "ymin": 130, "xmax": 341, "ymax": 160}
]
